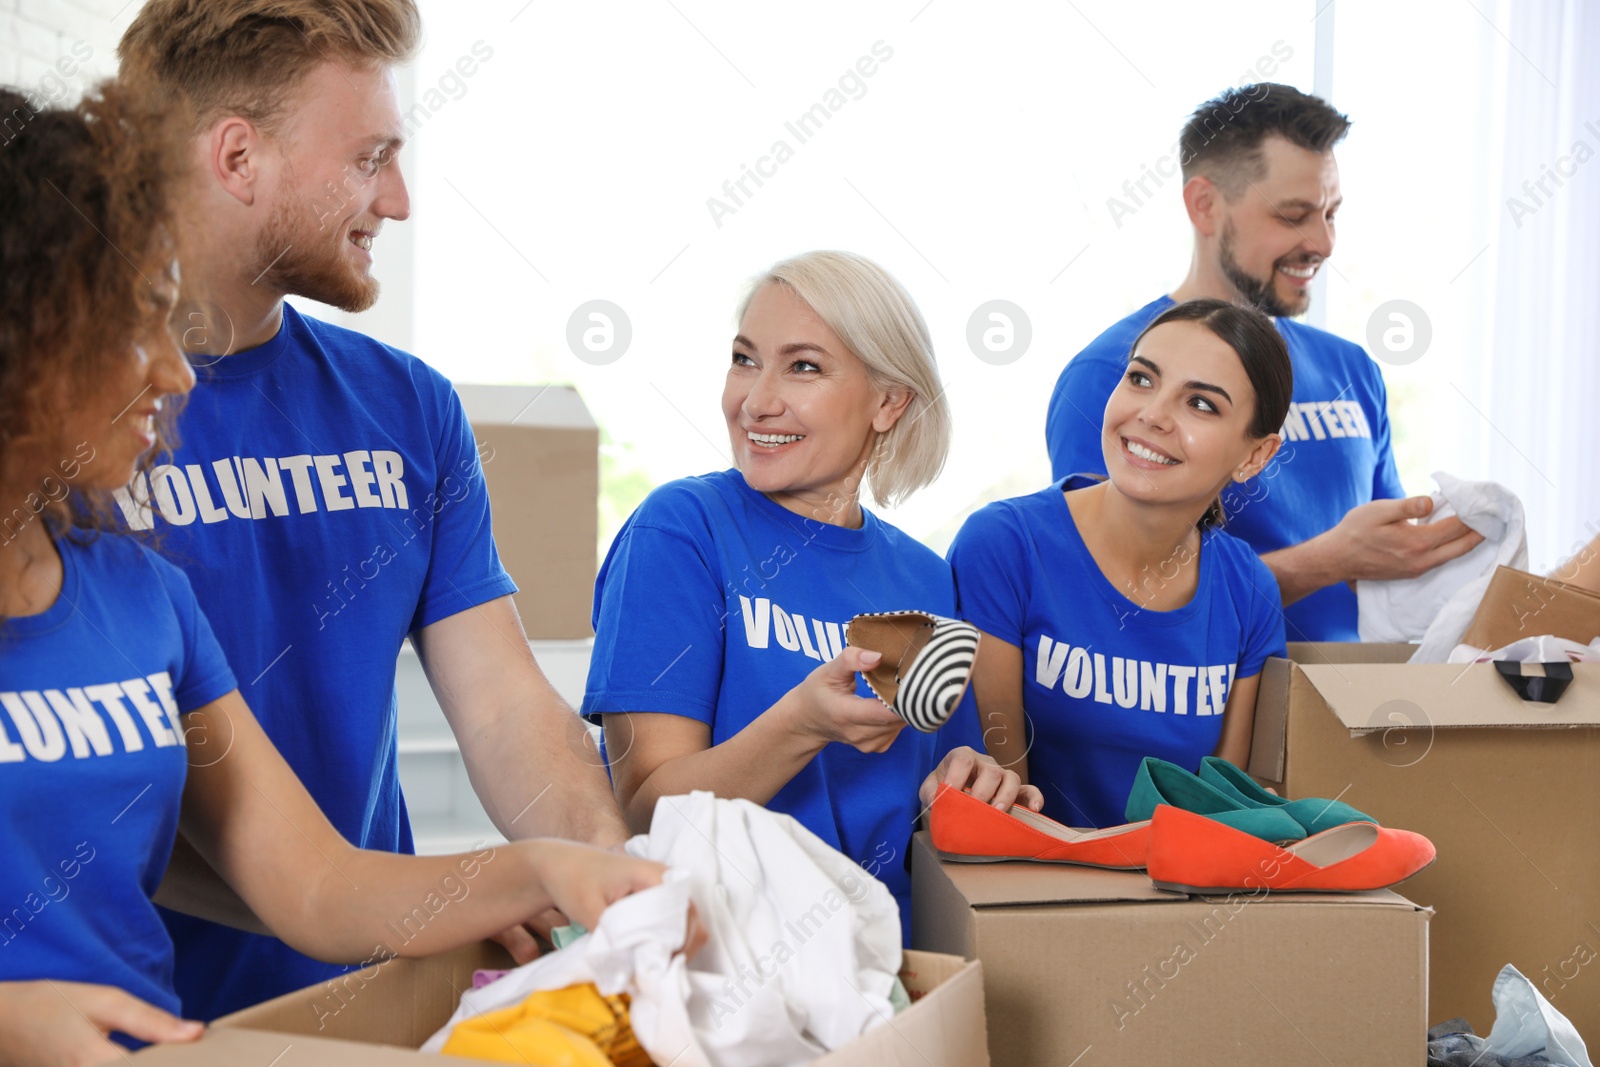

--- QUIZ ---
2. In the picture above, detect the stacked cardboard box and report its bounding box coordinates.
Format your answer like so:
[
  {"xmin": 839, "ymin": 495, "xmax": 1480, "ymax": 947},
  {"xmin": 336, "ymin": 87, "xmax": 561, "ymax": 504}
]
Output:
[
  {"xmin": 1249, "ymin": 565, "xmax": 1600, "ymax": 1039},
  {"xmin": 912, "ymin": 833, "xmax": 1429, "ymax": 1065},
  {"xmin": 456, "ymin": 383, "xmax": 599, "ymax": 640},
  {"xmin": 1251, "ymin": 650, "xmax": 1600, "ymax": 1042}
]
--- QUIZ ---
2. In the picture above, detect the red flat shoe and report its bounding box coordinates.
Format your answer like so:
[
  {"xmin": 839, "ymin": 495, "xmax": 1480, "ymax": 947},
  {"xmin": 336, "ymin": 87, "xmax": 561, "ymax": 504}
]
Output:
[
  {"xmin": 930, "ymin": 783, "xmax": 1151, "ymax": 869},
  {"xmin": 1145, "ymin": 804, "xmax": 1436, "ymax": 894}
]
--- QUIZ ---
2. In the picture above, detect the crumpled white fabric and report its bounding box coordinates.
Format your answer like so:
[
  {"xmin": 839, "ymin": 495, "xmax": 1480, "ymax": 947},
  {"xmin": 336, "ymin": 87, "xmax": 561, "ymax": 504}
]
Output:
[
  {"xmin": 421, "ymin": 791, "xmax": 902, "ymax": 1066},
  {"xmin": 1448, "ymin": 635, "xmax": 1600, "ymax": 664},
  {"xmin": 1354, "ymin": 472, "xmax": 1527, "ymax": 661},
  {"xmin": 1452, "ymin": 964, "xmax": 1593, "ymax": 1067}
]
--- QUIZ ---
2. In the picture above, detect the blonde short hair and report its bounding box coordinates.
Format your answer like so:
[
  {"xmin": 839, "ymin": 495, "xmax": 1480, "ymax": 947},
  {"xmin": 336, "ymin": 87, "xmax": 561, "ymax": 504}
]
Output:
[
  {"xmin": 119, "ymin": 0, "xmax": 421, "ymax": 133},
  {"xmin": 738, "ymin": 251, "xmax": 951, "ymax": 508}
]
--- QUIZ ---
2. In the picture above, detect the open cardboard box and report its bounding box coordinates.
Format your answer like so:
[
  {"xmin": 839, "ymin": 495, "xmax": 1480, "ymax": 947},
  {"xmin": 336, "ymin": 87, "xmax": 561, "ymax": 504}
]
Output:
[
  {"xmin": 1460, "ymin": 564, "xmax": 1600, "ymax": 649},
  {"xmin": 1251, "ymin": 640, "xmax": 1600, "ymax": 1044},
  {"xmin": 130, "ymin": 940, "xmax": 990, "ymax": 1065},
  {"xmin": 457, "ymin": 383, "xmax": 599, "ymax": 640},
  {"xmin": 911, "ymin": 832, "xmax": 1428, "ymax": 1066}
]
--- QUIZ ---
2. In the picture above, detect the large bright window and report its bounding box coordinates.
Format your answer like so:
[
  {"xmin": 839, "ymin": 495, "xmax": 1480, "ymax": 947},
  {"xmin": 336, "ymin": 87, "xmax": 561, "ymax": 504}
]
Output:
[
  {"xmin": 1322, "ymin": 1, "xmax": 1593, "ymax": 571},
  {"xmin": 297, "ymin": 1, "xmax": 1589, "ymax": 571},
  {"xmin": 303, "ymin": 0, "xmax": 1315, "ymax": 552}
]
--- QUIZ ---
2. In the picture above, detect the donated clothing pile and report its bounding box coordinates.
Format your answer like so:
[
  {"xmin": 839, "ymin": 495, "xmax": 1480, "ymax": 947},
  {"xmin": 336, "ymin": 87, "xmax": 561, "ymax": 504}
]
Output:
[
  {"xmin": 1357, "ymin": 472, "xmax": 1527, "ymax": 661},
  {"xmin": 424, "ymin": 792, "xmax": 904, "ymax": 1066}
]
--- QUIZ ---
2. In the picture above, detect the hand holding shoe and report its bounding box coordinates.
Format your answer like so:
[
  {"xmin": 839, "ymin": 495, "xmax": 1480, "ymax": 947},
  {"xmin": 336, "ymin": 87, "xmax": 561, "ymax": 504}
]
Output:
[
  {"xmin": 779, "ymin": 647, "xmax": 908, "ymax": 755},
  {"xmin": 920, "ymin": 746, "xmax": 1042, "ymax": 812}
]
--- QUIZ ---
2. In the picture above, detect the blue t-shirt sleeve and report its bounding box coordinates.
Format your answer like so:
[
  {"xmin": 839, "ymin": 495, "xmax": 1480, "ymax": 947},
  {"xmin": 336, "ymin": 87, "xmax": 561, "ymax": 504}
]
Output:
[
  {"xmin": 1236, "ymin": 548, "xmax": 1288, "ymax": 678},
  {"xmin": 410, "ymin": 385, "xmax": 518, "ymax": 632},
  {"xmin": 1045, "ymin": 353, "xmax": 1123, "ymax": 481},
  {"xmin": 148, "ymin": 550, "xmax": 238, "ymax": 711},
  {"xmin": 1365, "ymin": 361, "xmax": 1406, "ymax": 502},
  {"xmin": 581, "ymin": 521, "xmax": 726, "ymax": 724},
  {"xmin": 947, "ymin": 504, "xmax": 1032, "ymax": 649}
]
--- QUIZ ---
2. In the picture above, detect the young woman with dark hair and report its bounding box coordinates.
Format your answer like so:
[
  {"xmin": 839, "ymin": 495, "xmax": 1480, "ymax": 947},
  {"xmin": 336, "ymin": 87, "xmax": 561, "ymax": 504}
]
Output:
[{"xmin": 949, "ymin": 299, "xmax": 1293, "ymax": 829}]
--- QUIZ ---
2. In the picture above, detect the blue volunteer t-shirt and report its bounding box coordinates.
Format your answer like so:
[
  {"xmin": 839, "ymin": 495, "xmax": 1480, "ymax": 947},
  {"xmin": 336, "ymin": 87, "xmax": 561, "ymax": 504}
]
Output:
[
  {"xmin": 1043, "ymin": 295, "xmax": 1405, "ymax": 642},
  {"xmin": 581, "ymin": 470, "xmax": 982, "ymax": 944},
  {"xmin": 0, "ymin": 535, "xmax": 236, "ymax": 1028},
  {"xmin": 947, "ymin": 477, "xmax": 1287, "ymax": 829},
  {"xmin": 113, "ymin": 303, "xmax": 516, "ymax": 1019}
]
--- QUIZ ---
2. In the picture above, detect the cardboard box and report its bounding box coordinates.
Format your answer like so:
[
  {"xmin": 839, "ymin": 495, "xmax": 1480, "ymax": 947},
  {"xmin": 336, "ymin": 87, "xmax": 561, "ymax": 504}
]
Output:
[
  {"xmin": 911, "ymin": 833, "xmax": 1428, "ymax": 1066},
  {"xmin": 131, "ymin": 940, "xmax": 991, "ymax": 1065},
  {"xmin": 1252, "ymin": 642, "xmax": 1600, "ymax": 1042},
  {"xmin": 1461, "ymin": 564, "xmax": 1600, "ymax": 649},
  {"xmin": 457, "ymin": 383, "xmax": 599, "ymax": 640}
]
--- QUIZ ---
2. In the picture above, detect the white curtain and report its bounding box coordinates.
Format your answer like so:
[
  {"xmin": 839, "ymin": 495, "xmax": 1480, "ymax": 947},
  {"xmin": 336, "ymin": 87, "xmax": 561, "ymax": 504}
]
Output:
[{"xmin": 1474, "ymin": 0, "xmax": 1600, "ymax": 571}]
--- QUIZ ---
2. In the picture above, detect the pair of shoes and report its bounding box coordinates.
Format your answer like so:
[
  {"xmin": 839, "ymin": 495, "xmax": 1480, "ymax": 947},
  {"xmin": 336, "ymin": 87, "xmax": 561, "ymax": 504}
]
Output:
[
  {"xmin": 1123, "ymin": 757, "xmax": 1376, "ymax": 843},
  {"xmin": 1145, "ymin": 804, "xmax": 1436, "ymax": 894},
  {"xmin": 929, "ymin": 788, "xmax": 1432, "ymax": 893},
  {"xmin": 1124, "ymin": 757, "xmax": 1307, "ymax": 844},
  {"xmin": 931, "ymin": 761, "xmax": 1431, "ymax": 893},
  {"xmin": 847, "ymin": 611, "xmax": 979, "ymax": 733},
  {"xmin": 1135, "ymin": 758, "xmax": 1426, "ymax": 893},
  {"xmin": 928, "ymin": 757, "xmax": 1337, "ymax": 868},
  {"xmin": 929, "ymin": 784, "xmax": 1149, "ymax": 869},
  {"xmin": 1195, "ymin": 757, "xmax": 1375, "ymax": 835}
]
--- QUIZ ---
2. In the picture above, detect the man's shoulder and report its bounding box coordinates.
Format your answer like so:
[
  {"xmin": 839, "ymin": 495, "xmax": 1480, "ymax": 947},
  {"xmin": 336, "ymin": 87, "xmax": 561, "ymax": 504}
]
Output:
[
  {"xmin": 1278, "ymin": 316, "xmax": 1371, "ymax": 363},
  {"xmin": 289, "ymin": 305, "xmax": 452, "ymax": 393}
]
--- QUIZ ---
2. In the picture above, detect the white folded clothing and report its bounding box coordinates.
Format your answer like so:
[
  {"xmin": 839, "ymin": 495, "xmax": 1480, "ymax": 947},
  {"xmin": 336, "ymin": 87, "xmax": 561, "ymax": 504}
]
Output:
[
  {"xmin": 1355, "ymin": 471, "xmax": 1527, "ymax": 661},
  {"xmin": 422, "ymin": 791, "xmax": 903, "ymax": 1066}
]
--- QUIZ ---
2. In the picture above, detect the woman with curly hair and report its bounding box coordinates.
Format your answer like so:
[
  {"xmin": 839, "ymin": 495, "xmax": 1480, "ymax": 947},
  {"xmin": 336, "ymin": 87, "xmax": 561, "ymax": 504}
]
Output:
[{"xmin": 0, "ymin": 85, "xmax": 678, "ymax": 1065}]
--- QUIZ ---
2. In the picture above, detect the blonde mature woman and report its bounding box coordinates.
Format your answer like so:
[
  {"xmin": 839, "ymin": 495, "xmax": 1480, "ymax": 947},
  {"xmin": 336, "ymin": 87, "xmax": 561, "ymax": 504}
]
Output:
[{"xmin": 583, "ymin": 251, "xmax": 1042, "ymax": 943}]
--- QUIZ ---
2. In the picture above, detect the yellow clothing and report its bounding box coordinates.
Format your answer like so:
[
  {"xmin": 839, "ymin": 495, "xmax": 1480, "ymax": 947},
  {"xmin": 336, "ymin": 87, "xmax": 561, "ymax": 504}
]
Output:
[{"xmin": 441, "ymin": 982, "xmax": 654, "ymax": 1066}]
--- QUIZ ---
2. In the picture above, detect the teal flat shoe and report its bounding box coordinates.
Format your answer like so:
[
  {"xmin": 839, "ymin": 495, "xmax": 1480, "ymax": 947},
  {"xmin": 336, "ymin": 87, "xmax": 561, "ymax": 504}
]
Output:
[
  {"xmin": 1199, "ymin": 757, "xmax": 1375, "ymax": 835},
  {"xmin": 1124, "ymin": 757, "xmax": 1306, "ymax": 844}
]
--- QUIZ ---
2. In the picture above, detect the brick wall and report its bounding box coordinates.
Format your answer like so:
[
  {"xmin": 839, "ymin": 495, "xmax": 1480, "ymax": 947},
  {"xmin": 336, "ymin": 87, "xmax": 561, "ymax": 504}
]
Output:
[{"xmin": 0, "ymin": 0, "xmax": 141, "ymax": 98}]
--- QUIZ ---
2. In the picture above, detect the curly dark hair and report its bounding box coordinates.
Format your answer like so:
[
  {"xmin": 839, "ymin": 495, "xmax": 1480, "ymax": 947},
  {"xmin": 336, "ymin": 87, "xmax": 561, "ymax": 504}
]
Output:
[{"xmin": 0, "ymin": 80, "xmax": 184, "ymax": 546}]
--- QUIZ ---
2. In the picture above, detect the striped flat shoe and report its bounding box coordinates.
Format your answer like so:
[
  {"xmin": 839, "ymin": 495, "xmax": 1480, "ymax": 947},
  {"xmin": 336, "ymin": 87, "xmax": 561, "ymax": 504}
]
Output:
[{"xmin": 845, "ymin": 610, "xmax": 980, "ymax": 732}]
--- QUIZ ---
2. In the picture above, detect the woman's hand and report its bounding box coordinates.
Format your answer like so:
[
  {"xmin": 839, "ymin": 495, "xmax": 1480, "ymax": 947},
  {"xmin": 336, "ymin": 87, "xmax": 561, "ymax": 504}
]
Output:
[
  {"xmin": 0, "ymin": 980, "xmax": 203, "ymax": 1065},
  {"xmin": 519, "ymin": 842, "xmax": 707, "ymax": 957},
  {"xmin": 780, "ymin": 647, "xmax": 908, "ymax": 754},
  {"xmin": 488, "ymin": 909, "xmax": 565, "ymax": 966},
  {"xmin": 920, "ymin": 746, "xmax": 1043, "ymax": 812}
]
